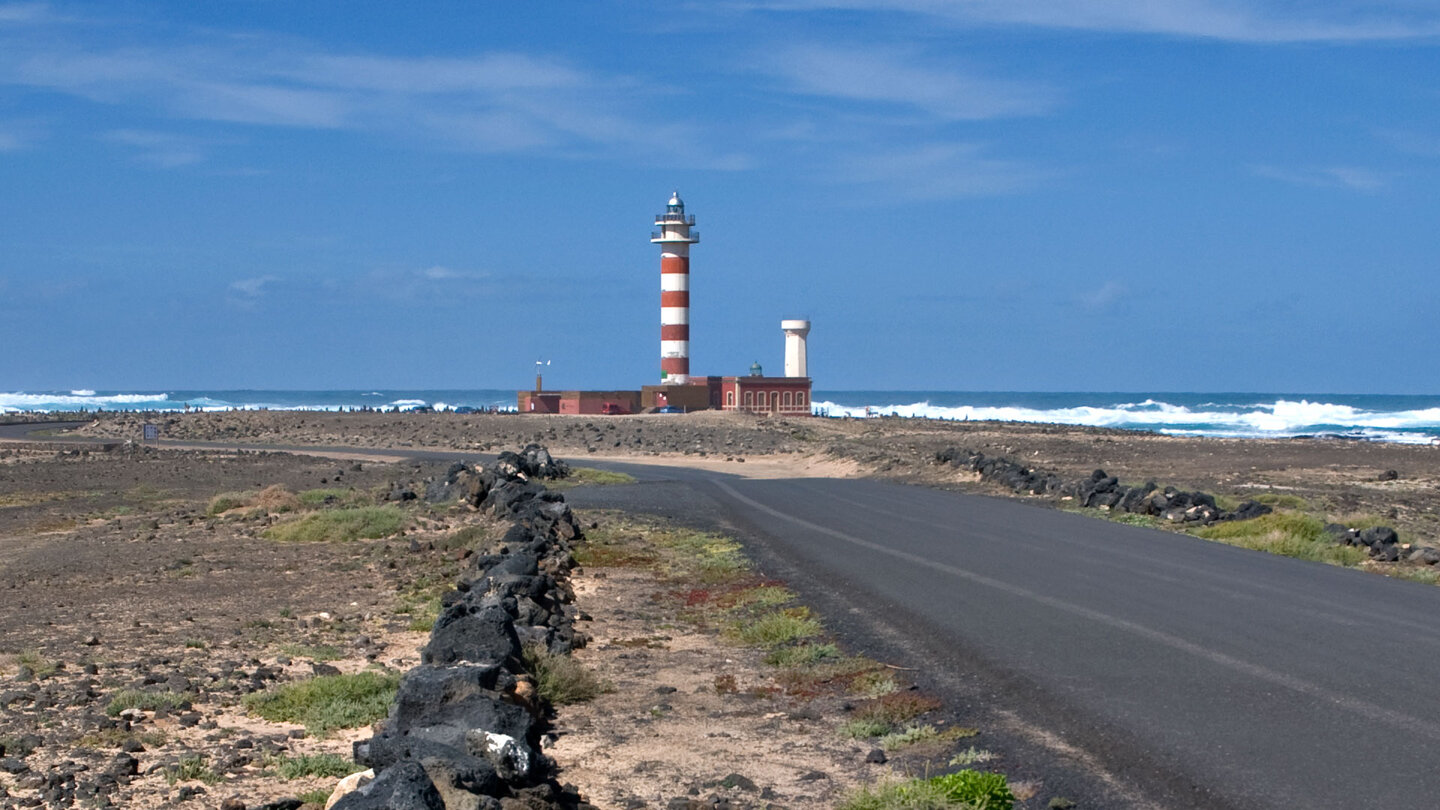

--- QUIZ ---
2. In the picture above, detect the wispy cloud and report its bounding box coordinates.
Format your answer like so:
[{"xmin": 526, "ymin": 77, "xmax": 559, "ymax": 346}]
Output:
[
  {"xmin": 836, "ymin": 142, "xmax": 1047, "ymax": 201},
  {"xmin": 1376, "ymin": 128, "xmax": 1440, "ymax": 158},
  {"xmin": 105, "ymin": 129, "xmax": 210, "ymax": 167},
  {"xmin": 417, "ymin": 266, "xmax": 489, "ymax": 281},
  {"xmin": 229, "ymin": 275, "xmax": 278, "ymax": 298},
  {"xmin": 0, "ymin": 18, "xmax": 740, "ymax": 166},
  {"xmin": 762, "ymin": 43, "xmax": 1057, "ymax": 121},
  {"xmin": 1078, "ymin": 279, "xmax": 1126, "ymax": 309},
  {"xmin": 1250, "ymin": 164, "xmax": 1389, "ymax": 192},
  {"xmin": 738, "ymin": 0, "xmax": 1440, "ymax": 42}
]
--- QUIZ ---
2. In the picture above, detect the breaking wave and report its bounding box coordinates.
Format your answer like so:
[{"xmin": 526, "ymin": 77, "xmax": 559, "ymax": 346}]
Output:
[{"xmin": 809, "ymin": 396, "xmax": 1440, "ymax": 444}]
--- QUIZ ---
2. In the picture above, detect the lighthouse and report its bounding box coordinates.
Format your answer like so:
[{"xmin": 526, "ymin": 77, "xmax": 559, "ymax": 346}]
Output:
[{"xmin": 651, "ymin": 191, "xmax": 699, "ymax": 384}]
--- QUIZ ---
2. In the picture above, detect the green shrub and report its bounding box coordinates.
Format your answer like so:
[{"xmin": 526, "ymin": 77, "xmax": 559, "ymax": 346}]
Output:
[
  {"xmin": 837, "ymin": 778, "xmax": 965, "ymax": 810},
  {"xmin": 523, "ymin": 645, "xmax": 607, "ymax": 705},
  {"xmin": 927, "ymin": 770, "xmax": 1015, "ymax": 810},
  {"xmin": 949, "ymin": 746, "xmax": 996, "ymax": 767},
  {"xmin": 206, "ymin": 491, "xmax": 253, "ymax": 516},
  {"xmin": 1251, "ymin": 492, "xmax": 1310, "ymax": 510},
  {"xmin": 106, "ymin": 689, "xmax": 192, "ymax": 717},
  {"xmin": 732, "ymin": 609, "xmax": 822, "ymax": 647},
  {"xmin": 764, "ymin": 643, "xmax": 839, "ymax": 668},
  {"xmin": 879, "ymin": 724, "xmax": 939, "ymax": 750},
  {"xmin": 16, "ymin": 649, "xmax": 57, "ymax": 678},
  {"xmin": 263, "ymin": 506, "xmax": 408, "ymax": 543},
  {"xmin": 548, "ymin": 467, "xmax": 636, "ymax": 490},
  {"xmin": 278, "ymin": 643, "xmax": 342, "ymax": 661},
  {"xmin": 243, "ymin": 670, "xmax": 400, "ymax": 735},
  {"xmin": 1195, "ymin": 512, "xmax": 1368, "ymax": 566},
  {"xmin": 165, "ymin": 755, "xmax": 220, "ymax": 785},
  {"xmin": 275, "ymin": 752, "xmax": 357, "ymax": 779},
  {"xmin": 842, "ymin": 719, "xmax": 894, "ymax": 739},
  {"xmin": 297, "ymin": 789, "xmax": 334, "ymax": 805}
]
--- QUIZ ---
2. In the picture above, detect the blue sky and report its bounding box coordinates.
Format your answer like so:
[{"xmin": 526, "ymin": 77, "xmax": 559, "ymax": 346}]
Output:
[{"xmin": 1, "ymin": 1, "xmax": 1438, "ymax": 393}]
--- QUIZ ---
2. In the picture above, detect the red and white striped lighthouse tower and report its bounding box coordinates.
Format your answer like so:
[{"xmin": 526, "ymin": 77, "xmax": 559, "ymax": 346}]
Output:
[{"xmin": 651, "ymin": 191, "xmax": 699, "ymax": 384}]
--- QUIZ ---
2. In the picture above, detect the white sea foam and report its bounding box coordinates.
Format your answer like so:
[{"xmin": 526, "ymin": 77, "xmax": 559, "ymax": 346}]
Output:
[
  {"xmin": 810, "ymin": 398, "xmax": 1440, "ymax": 444},
  {"xmin": 0, "ymin": 392, "xmax": 171, "ymax": 409},
  {"xmin": 70, "ymin": 389, "xmax": 96, "ymax": 396}
]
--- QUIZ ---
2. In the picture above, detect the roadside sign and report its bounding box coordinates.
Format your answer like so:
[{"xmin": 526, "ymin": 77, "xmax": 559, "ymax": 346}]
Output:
[{"xmin": 142, "ymin": 424, "xmax": 159, "ymax": 442}]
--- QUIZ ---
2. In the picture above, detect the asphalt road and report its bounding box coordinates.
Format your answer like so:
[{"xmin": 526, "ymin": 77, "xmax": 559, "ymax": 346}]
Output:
[
  {"xmin": 8, "ymin": 421, "xmax": 1439, "ymax": 808},
  {"xmin": 567, "ymin": 465, "xmax": 1440, "ymax": 810}
]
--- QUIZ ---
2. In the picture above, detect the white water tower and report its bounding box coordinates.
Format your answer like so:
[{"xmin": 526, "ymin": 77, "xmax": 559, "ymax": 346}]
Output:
[{"xmin": 781, "ymin": 319, "xmax": 810, "ymax": 378}]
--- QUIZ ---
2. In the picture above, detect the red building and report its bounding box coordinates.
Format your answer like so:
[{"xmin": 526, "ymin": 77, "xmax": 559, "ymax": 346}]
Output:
[{"xmin": 718, "ymin": 365, "xmax": 812, "ymax": 415}]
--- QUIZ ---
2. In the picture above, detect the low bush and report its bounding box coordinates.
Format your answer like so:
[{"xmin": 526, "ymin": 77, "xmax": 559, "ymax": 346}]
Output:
[
  {"xmin": 764, "ymin": 643, "xmax": 839, "ymax": 668},
  {"xmin": 165, "ymin": 755, "xmax": 220, "ymax": 785},
  {"xmin": 243, "ymin": 670, "xmax": 400, "ymax": 735},
  {"xmin": 927, "ymin": 770, "xmax": 1015, "ymax": 810},
  {"xmin": 275, "ymin": 752, "xmax": 357, "ymax": 779},
  {"xmin": 732, "ymin": 609, "xmax": 822, "ymax": 647},
  {"xmin": 206, "ymin": 491, "xmax": 252, "ymax": 516},
  {"xmin": 523, "ymin": 645, "xmax": 607, "ymax": 705},
  {"xmin": 106, "ymin": 689, "xmax": 191, "ymax": 717},
  {"xmin": 264, "ymin": 506, "xmax": 408, "ymax": 543},
  {"xmin": 1195, "ymin": 512, "xmax": 1368, "ymax": 566}
]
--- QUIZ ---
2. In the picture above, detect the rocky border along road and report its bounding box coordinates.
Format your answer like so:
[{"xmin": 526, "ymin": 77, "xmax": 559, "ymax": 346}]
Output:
[{"xmin": 334, "ymin": 445, "xmax": 594, "ymax": 810}]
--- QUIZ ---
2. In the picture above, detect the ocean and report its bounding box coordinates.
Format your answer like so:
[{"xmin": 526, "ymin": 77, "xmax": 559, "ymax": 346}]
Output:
[{"xmin": 3, "ymin": 389, "xmax": 1439, "ymax": 445}]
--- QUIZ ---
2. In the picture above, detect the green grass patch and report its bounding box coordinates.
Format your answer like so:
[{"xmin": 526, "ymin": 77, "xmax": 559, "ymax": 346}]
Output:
[
  {"xmin": 839, "ymin": 770, "xmax": 1015, "ymax": 810},
  {"xmin": 653, "ymin": 527, "xmax": 750, "ymax": 584},
  {"xmin": 17, "ymin": 649, "xmax": 58, "ymax": 678},
  {"xmin": 206, "ymin": 491, "xmax": 253, "ymax": 516},
  {"xmin": 105, "ymin": 689, "xmax": 192, "ymax": 717},
  {"xmin": 274, "ymin": 752, "xmax": 357, "ymax": 779},
  {"xmin": 842, "ymin": 718, "xmax": 894, "ymax": 739},
  {"xmin": 1195, "ymin": 512, "xmax": 1369, "ymax": 566},
  {"xmin": 879, "ymin": 724, "xmax": 939, "ymax": 750},
  {"xmin": 764, "ymin": 642, "xmax": 840, "ymax": 668},
  {"xmin": 838, "ymin": 779, "xmax": 966, "ymax": 810},
  {"xmin": 243, "ymin": 670, "xmax": 400, "ymax": 736},
  {"xmin": 732, "ymin": 608, "xmax": 822, "ymax": 647},
  {"xmin": 880, "ymin": 724, "xmax": 979, "ymax": 751},
  {"xmin": 949, "ymin": 746, "xmax": 996, "ymax": 767},
  {"xmin": 842, "ymin": 692, "xmax": 943, "ymax": 737},
  {"xmin": 264, "ymin": 506, "xmax": 408, "ymax": 543},
  {"xmin": 165, "ymin": 755, "xmax": 220, "ymax": 785},
  {"xmin": 297, "ymin": 789, "xmax": 334, "ymax": 805},
  {"xmin": 548, "ymin": 467, "xmax": 636, "ymax": 490},
  {"xmin": 278, "ymin": 643, "xmax": 343, "ymax": 661},
  {"xmin": 523, "ymin": 645, "xmax": 607, "ymax": 705}
]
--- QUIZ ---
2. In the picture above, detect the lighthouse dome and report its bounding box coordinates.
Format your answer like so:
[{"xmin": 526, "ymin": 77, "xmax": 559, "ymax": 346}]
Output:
[{"xmin": 667, "ymin": 191, "xmax": 684, "ymax": 210}]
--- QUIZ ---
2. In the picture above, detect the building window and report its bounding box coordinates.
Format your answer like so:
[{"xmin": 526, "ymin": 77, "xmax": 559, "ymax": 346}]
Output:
[
  {"xmin": 770, "ymin": 392, "xmax": 779, "ymax": 410},
  {"xmin": 798, "ymin": 392, "xmax": 806, "ymax": 406},
  {"xmin": 744, "ymin": 391, "xmax": 753, "ymax": 408},
  {"xmin": 726, "ymin": 391, "xmax": 735, "ymax": 408},
  {"xmin": 783, "ymin": 391, "xmax": 792, "ymax": 407}
]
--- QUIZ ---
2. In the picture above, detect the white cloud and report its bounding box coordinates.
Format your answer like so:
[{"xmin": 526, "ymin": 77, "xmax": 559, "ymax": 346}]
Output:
[
  {"xmin": 105, "ymin": 129, "xmax": 208, "ymax": 167},
  {"xmin": 417, "ymin": 266, "xmax": 488, "ymax": 281},
  {"xmin": 762, "ymin": 43, "xmax": 1057, "ymax": 121},
  {"xmin": 836, "ymin": 142, "xmax": 1047, "ymax": 200},
  {"xmin": 1078, "ymin": 279, "xmax": 1125, "ymax": 309},
  {"xmin": 1250, "ymin": 164, "xmax": 1389, "ymax": 192},
  {"xmin": 229, "ymin": 275, "xmax": 278, "ymax": 298},
  {"xmin": 0, "ymin": 23, "xmax": 729, "ymax": 164},
  {"xmin": 739, "ymin": 0, "xmax": 1440, "ymax": 42}
]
